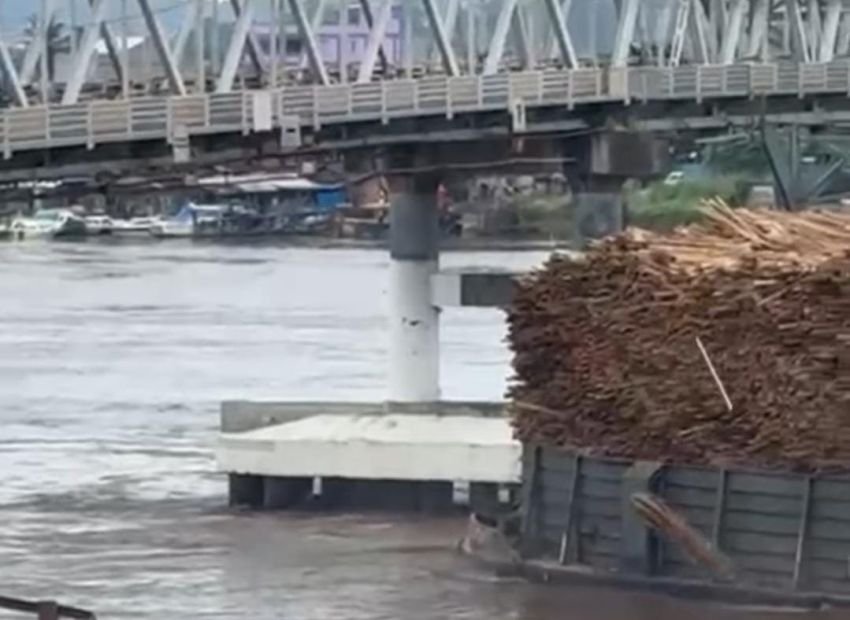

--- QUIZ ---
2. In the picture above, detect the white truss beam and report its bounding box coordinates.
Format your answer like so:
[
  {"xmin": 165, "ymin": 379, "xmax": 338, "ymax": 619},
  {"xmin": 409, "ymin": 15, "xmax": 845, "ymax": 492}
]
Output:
[
  {"xmin": 138, "ymin": 0, "xmax": 187, "ymax": 95},
  {"xmin": 61, "ymin": 0, "xmax": 109, "ymax": 104},
  {"xmin": 20, "ymin": 0, "xmax": 56, "ymax": 85},
  {"xmin": 465, "ymin": 3, "xmax": 477, "ymax": 71},
  {"xmin": 819, "ymin": 0, "xmax": 842, "ymax": 61},
  {"xmin": 422, "ymin": 0, "xmax": 460, "ymax": 76},
  {"xmin": 173, "ymin": 2, "xmax": 199, "ymax": 68},
  {"xmin": 543, "ymin": 0, "xmax": 577, "ymax": 68},
  {"xmin": 195, "ymin": 0, "xmax": 206, "ymax": 91},
  {"xmin": 358, "ymin": 0, "xmax": 390, "ymax": 74},
  {"xmin": 483, "ymin": 0, "xmax": 518, "ymax": 74},
  {"xmin": 299, "ymin": 0, "xmax": 327, "ymax": 69},
  {"xmin": 85, "ymin": 0, "xmax": 125, "ymax": 83},
  {"xmin": 358, "ymin": 0, "xmax": 394, "ymax": 82},
  {"xmin": 287, "ymin": 0, "xmax": 330, "ymax": 85},
  {"xmin": 612, "ymin": 0, "xmax": 640, "ymax": 67},
  {"xmin": 511, "ymin": 7, "xmax": 534, "ymax": 69},
  {"xmin": 230, "ymin": 0, "xmax": 265, "ymax": 76},
  {"xmin": 720, "ymin": 0, "xmax": 748, "ymax": 64},
  {"xmin": 786, "ymin": 0, "xmax": 812, "ymax": 62},
  {"xmin": 655, "ymin": 3, "xmax": 674, "ymax": 66},
  {"xmin": 838, "ymin": 12, "xmax": 850, "ymax": 57},
  {"xmin": 217, "ymin": 0, "xmax": 256, "ymax": 92},
  {"xmin": 270, "ymin": 0, "xmax": 280, "ymax": 87},
  {"xmin": 710, "ymin": 0, "xmax": 727, "ymax": 46},
  {"xmin": 428, "ymin": 0, "xmax": 460, "ymax": 67},
  {"xmin": 547, "ymin": 0, "xmax": 573, "ymax": 60},
  {"xmin": 807, "ymin": 0, "xmax": 822, "ymax": 58},
  {"xmin": 0, "ymin": 32, "xmax": 27, "ymax": 107},
  {"xmin": 688, "ymin": 0, "xmax": 714, "ymax": 63},
  {"xmin": 746, "ymin": 0, "xmax": 769, "ymax": 59},
  {"xmin": 670, "ymin": 0, "xmax": 690, "ymax": 66}
]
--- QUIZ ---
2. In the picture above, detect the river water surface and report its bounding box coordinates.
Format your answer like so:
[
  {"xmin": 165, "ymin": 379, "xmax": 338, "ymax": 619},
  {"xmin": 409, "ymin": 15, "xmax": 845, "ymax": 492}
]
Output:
[{"xmin": 0, "ymin": 241, "xmax": 841, "ymax": 619}]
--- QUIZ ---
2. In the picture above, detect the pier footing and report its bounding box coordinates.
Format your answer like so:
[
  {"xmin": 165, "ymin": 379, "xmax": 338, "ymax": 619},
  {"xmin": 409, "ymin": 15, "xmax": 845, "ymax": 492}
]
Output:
[{"xmin": 218, "ymin": 401, "xmax": 520, "ymax": 514}]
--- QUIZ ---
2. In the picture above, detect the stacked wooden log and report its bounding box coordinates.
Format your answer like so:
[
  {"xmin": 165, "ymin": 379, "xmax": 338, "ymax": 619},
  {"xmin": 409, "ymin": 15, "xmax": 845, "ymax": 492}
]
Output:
[{"xmin": 508, "ymin": 201, "xmax": 850, "ymax": 472}]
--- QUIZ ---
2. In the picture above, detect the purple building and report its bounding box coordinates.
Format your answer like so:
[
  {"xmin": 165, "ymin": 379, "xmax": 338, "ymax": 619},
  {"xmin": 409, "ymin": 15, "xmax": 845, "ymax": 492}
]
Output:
[{"xmin": 252, "ymin": 3, "xmax": 406, "ymax": 71}]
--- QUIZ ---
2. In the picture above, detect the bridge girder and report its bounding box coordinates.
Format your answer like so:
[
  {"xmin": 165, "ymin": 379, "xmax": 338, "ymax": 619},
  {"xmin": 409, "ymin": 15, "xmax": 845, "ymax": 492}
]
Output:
[{"xmin": 2, "ymin": 0, "xmax": 850, "ymax": 107}]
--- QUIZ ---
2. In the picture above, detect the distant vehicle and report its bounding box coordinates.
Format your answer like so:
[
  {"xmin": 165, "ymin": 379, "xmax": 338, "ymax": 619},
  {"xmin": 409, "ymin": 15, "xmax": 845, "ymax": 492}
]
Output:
[
  {"xmin": 9, "ymin": 209, "xmax": 87, "ymax": 240},
  {"xmin": 663, "ymin": 171, "xmax": 685, "ymax": 186}
]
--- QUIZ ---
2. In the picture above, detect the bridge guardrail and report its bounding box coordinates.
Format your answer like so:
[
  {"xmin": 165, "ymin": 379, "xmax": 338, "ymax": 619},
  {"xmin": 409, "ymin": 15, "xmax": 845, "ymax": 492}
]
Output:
[{"xmin": 2, "ymin": 61, "xmax": 850, "ymax": 160}]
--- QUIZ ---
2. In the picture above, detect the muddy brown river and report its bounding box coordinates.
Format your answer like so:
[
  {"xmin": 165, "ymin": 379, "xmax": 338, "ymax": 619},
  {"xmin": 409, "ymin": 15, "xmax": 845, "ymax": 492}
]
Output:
[{"xmin": 0, "ymin": 241, "xmax": 841, "ymax": 619}]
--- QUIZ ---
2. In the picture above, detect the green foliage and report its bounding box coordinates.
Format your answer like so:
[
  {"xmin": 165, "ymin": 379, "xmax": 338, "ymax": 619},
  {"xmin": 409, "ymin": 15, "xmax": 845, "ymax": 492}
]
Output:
[
  {"xmin": 704, "ymin": 141, "xmax": 771, "ymax": 176},
  {"xmin": 628, "ymin": 176, "xmax": 747, "ymax": 231},
  {"xmin": 495, "ymin": 194, "xmax": 573, "ymax": 239}
]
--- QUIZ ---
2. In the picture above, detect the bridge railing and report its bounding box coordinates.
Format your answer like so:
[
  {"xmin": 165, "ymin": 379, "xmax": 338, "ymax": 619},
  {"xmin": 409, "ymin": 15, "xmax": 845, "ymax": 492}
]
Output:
[{"xmin": 2, "ymin": 61, "xmax": 850, "ymax": 160}]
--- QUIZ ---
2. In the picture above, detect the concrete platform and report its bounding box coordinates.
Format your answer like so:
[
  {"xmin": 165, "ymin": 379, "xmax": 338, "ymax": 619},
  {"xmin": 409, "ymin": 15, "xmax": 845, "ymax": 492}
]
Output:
[
  {"xmin": 217, "ymin": 401, "xmax": 521, "ymax": 512},
  {"xmin": 218, "ymin": 412, "xmax": 520, "ymax": 482}
]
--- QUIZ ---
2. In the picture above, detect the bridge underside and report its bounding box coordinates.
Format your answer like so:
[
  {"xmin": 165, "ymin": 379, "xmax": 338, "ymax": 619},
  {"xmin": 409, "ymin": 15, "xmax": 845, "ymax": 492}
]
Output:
[
  {"xmin": 0, "ymin": 88, "xmax": 846, "ymax": 189},
  {"xmin": 0, "ymin": 1, "xmax": 849, "ymax": 188}
]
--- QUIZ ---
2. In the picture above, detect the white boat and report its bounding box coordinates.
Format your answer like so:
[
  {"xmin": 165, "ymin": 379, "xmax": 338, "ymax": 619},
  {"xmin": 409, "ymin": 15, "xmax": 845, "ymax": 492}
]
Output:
[
  {"xmin": 148, "ymin": 217, "xmax": 194, "ymax": 238},
  {"xmin": 84, "ymin": 215, "xmax": 114, "ymax": 235},
  {"xmin": 149, "ymin": 204, "xmax": 224, "ymax": 238},
  {"xmin": 112, "ymin": 216, "xmax": 161, "ymax": 235},
  {"xmin": 9, "ymin": 209, "xmax": 88, "ymax": 240}
]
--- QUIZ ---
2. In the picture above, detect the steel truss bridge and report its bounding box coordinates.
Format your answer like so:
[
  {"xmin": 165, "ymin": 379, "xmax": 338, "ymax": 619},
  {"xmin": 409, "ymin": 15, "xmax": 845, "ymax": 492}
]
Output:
[{"xmin": 2, "ymin": 0, "xmax": 850, "ymax": 173}]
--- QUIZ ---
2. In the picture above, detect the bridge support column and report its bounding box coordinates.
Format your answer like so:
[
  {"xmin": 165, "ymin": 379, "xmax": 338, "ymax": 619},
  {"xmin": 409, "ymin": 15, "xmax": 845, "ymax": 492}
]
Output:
[{"xmin": 388, "ymin": 172, "xmax": 441, "ymax": 404}]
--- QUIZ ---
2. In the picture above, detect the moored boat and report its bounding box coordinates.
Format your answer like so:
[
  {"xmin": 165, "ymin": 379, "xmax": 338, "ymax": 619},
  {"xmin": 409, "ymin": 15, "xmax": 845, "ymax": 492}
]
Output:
[
  {"xmin": 84, "ymin": 214, "xmax": 114, "ymax": 235},
  {"xmin": 112, "ymin": 216, "xmax": 161, "ymax": 235},
  {"xmin": 9, "ymin": 209, "xmax": 87, "ymax": 240}
]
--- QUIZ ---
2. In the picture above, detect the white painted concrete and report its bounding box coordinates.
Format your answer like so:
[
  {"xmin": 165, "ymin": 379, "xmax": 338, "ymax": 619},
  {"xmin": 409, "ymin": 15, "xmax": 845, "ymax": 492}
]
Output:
[
  {"xmin": 217, "ymin": 414, "xmax": 521, "ymax": 483},
  {"xmin": 388, "ymin": 259, "xmax": 440, "ymax": 402},
  {"xmin": 431, "ymin": 270, "xmax": 463, "ymax": 307}
]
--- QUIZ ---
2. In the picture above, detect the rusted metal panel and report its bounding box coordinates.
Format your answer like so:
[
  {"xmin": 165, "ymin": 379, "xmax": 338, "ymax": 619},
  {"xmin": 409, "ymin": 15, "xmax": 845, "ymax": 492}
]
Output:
[{"xmin": 522, "ymin": 445, "xmax": 850, "ymax": 598}]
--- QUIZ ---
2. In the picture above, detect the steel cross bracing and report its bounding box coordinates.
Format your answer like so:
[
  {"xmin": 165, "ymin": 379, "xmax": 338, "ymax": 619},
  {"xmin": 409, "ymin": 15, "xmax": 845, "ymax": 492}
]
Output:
[{"xmin": 1, "ymin": 0, "xmax": 850, "ymax": 108}]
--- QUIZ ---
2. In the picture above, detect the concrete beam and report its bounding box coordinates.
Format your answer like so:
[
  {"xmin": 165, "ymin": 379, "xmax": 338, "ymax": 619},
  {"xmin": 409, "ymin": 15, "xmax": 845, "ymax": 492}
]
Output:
[
  {"xmin": 221, "ymin": 400, "xmax": 507, "ymax": 433},
  {"xmin": 431, "ymin": 269, "xmax": 521, "ymax": 308}
]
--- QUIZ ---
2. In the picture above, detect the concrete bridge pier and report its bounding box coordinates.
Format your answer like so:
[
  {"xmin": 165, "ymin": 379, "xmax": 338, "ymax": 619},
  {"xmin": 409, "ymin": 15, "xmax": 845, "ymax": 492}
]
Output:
[
  {"xmin": 218, "ymin": 151, "xmax": 525, "ymax": 515},
  {"xmin": 387, "ymin": 170, "xmax": 441, "ymax": 404}
]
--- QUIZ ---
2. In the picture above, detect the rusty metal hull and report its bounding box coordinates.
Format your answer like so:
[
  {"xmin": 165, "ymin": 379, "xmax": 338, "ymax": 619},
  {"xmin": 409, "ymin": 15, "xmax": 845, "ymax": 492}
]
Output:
[{"xmin": 518, "ymin": 444, "xmax": 850, "ymax": 605}]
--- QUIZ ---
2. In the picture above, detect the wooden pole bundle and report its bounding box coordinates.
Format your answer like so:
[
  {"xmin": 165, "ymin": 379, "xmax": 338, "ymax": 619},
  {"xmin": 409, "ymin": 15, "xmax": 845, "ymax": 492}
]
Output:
[{"xmin": 508, "ymin": 201, "xmax": 850, "ymax": 472}]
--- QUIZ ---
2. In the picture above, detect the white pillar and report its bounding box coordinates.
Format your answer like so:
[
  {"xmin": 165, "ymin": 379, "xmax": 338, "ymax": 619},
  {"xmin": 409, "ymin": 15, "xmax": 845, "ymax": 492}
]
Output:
[{"xmin": 388, "ymin": 188, "xmax": 440, "ymax": 403}]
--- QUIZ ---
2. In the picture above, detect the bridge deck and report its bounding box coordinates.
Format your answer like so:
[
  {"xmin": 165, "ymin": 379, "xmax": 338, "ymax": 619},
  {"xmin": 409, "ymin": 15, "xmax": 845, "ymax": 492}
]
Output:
[{"xmin": 2, "ymin": 62, "xmax": 850, "ymax": 163}]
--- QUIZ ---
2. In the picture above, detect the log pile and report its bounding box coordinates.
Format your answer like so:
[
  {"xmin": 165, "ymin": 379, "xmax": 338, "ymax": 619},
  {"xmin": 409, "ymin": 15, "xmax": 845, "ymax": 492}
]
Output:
[{"xmin": 508, "ymin": 201, "xmax": 850, "ymax": 472}]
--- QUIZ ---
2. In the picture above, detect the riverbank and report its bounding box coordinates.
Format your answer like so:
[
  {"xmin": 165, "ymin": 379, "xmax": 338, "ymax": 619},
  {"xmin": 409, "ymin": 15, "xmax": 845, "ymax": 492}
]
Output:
[{"xmin": 1, "ymin": 233, "xmax": 570, "ymax": 252}]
